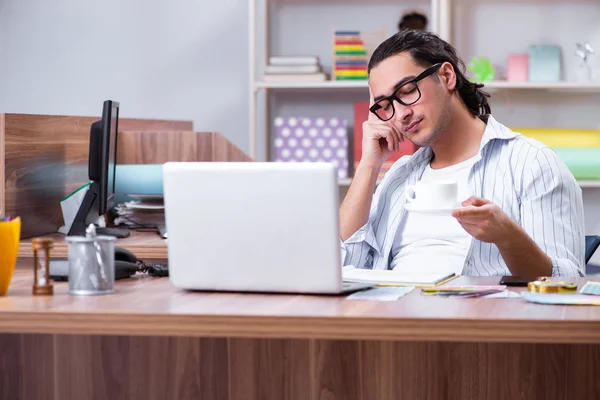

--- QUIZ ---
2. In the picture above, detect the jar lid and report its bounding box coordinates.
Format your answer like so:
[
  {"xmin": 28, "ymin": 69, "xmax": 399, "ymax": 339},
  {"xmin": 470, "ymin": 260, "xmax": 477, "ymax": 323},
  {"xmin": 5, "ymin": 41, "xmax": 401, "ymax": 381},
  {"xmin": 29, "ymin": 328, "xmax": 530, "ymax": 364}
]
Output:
[{"xmin": 65, "ymin": 235, "xmax": 117, "ymax": 243}]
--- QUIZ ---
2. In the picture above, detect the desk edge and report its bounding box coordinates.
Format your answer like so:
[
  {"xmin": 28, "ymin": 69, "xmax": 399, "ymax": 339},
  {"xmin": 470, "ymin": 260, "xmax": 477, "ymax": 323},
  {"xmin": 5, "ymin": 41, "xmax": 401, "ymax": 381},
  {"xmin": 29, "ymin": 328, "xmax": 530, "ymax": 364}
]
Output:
[{"xmin": 0, "ymin": 312, "xmax": 599, "ymax": 344}]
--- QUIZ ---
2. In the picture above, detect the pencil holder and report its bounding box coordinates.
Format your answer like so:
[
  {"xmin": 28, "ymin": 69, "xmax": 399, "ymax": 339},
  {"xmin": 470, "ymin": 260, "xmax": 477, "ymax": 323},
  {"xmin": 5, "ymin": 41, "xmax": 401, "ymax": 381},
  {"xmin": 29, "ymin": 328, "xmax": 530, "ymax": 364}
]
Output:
[{"xmin": 66, "ymin": 224, "xmax": 116, "ymax": 295}]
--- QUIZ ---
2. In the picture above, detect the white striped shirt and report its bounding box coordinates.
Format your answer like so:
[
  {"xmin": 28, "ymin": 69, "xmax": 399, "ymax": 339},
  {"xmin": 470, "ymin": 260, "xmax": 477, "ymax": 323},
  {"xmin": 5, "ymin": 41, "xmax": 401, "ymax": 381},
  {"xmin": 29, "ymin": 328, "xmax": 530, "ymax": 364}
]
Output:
[{"xmin": 341, "ymin": 115, "xmax": 585, "ymax": 277}]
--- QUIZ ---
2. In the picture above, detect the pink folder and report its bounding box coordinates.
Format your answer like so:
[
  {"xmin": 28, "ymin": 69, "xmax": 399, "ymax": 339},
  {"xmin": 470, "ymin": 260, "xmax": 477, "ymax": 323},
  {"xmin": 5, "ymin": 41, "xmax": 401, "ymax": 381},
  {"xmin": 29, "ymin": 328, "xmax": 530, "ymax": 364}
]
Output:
[{"xmin": 507, "ymin": 54, "xmax": 528, "ymax": 81}]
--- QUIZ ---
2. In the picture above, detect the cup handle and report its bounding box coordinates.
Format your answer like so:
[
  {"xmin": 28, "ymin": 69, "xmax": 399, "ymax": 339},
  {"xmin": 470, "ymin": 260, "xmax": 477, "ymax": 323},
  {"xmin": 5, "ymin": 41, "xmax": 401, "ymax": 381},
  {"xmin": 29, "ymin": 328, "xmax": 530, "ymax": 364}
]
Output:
[{"xmin": 405, "ymin": 184, "xmax": 417, "ymax": 203}]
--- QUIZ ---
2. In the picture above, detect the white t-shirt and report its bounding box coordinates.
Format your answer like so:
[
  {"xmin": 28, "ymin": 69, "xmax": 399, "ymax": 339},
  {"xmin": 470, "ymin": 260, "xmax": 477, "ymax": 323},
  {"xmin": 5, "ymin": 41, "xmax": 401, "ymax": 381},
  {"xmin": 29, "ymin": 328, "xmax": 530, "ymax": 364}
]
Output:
[{"xmin": 389, "ymin": 155, "xmax": 478, "ymax": 275}]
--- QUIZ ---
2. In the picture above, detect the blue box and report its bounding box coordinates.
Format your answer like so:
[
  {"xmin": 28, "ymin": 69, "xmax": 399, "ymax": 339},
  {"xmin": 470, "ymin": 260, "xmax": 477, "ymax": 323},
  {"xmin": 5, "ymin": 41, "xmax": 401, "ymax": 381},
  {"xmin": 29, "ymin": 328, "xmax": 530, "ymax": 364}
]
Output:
[
  {"xmin": 114, "ymin": 164, "xmax": 164, "ymax": 204},
  {"xmin": 528, "ymin": 45, "xmax": 562, "ymax": 82}
]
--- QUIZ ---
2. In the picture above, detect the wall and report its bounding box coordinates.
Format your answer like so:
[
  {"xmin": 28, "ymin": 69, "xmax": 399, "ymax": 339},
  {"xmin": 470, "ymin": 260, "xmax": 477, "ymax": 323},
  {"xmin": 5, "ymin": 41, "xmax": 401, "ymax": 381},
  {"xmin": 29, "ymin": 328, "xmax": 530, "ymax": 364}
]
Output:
[
  {"xmin": 0, "ymin": 0, "xmax": 249, "ymax": 151},
  {"xmin": 2, "ymin": 0, "xmax": 600, "ymax": 268}
]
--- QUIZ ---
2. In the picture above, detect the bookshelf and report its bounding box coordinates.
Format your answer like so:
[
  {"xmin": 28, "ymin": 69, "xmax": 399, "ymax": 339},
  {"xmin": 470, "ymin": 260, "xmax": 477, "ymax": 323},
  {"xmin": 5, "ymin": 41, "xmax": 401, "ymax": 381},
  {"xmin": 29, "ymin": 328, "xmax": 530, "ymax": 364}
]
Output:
[
  {"xmin": 578, "ymin": 181, "xmax": 600, "ymax": 189},
  {"xmin": 249, "ymin": 0, "xmax": 443, "ymax": 161},
  {"xmin": 249, "ymin": 0, "xmax": 600, "ymax": 191},
  {"xmin": 256, "ymin": 80, "xmax": 600, "ymax": 91},
  {"xmin": 339, "ymin": 178, "xmax": 600, "ymax": 188}
]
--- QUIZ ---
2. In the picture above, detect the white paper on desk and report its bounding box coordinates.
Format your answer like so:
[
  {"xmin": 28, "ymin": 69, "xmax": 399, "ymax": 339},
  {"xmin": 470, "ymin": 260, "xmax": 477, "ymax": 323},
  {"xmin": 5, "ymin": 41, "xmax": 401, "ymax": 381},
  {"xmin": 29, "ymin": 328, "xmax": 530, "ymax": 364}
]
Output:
[
  {"xmin": 347, "ymin": 286, "xmax": 415, "ymax": 301},
  {"xmin": 342, "ymin": 265, "xmax": 454, "ymax": 285},
  {"xmin": 522, "ymin": 292, "xmax": 600, "ymax": 305},
  {"xmin": 481, "ymin": 290, "xmax": 522, "ymax": 299},
  {"xmin": 124, "ymin": 201, "xmax": 164, "ymax": 210}
]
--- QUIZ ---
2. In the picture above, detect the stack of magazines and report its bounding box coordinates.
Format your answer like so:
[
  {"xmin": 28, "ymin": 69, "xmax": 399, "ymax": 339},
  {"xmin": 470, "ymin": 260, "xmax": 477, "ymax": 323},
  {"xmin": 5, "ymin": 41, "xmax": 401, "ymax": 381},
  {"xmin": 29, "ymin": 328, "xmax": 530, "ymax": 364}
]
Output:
[
  {"xmin": 263, "ymin": 56, "xmax": 327, "ymax": 82},
  {"xmin": 113, "ymin": 194, "xmax": 164, "ymax": 231}
]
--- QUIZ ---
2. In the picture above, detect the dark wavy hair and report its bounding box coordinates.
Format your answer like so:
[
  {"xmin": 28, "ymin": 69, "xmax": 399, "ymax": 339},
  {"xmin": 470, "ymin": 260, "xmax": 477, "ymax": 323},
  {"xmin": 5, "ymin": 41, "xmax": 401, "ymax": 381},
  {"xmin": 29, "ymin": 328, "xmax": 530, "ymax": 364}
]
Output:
[{"xmin": 368, "ymin": 30, "xmax": 491, "ymax": 117}]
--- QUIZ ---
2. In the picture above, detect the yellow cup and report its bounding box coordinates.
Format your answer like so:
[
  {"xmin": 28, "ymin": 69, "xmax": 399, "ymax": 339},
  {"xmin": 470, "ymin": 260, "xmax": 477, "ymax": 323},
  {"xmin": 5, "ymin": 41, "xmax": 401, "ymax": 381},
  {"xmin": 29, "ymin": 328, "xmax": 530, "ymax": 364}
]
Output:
[{"xmin": 0, "ymin": 217, "xmax": 21, "ymax": 295}]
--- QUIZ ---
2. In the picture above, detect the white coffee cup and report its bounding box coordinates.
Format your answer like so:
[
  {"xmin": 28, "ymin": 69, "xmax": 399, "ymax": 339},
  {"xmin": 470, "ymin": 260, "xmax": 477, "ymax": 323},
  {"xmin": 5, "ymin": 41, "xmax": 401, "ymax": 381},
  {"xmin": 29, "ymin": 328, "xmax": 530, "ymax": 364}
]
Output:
[{"xmin": 405, "ymin": 180, "xmax": 459, "ymax": 208}]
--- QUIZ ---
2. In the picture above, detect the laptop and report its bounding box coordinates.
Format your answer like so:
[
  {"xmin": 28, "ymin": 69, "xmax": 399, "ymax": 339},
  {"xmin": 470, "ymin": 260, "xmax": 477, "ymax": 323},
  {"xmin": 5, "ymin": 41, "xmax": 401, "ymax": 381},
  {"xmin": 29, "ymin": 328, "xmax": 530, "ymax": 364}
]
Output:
[{"xmin": 162, "ymin": 161, "xmax": 370, "ymax": 295}]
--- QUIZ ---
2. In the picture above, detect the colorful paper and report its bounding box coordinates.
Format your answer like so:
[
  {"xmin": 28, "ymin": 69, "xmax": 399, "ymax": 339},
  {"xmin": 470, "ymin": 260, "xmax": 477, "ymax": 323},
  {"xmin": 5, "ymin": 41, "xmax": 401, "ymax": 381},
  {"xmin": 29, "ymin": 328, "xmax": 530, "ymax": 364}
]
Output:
[
  {"xmin": 0, "ymin": 217, "xmax": 21, "ymax": 296},
  {"xmin": 514, "ymin": 127, "xmax": 600, "ymax": 148},
  {"xmin": 553, "ymin": 148, "xmax": 600, "ymax": 180},
  {"xmin": 522, "ymin": 291, "xmax": 600, "ymax": 305}
]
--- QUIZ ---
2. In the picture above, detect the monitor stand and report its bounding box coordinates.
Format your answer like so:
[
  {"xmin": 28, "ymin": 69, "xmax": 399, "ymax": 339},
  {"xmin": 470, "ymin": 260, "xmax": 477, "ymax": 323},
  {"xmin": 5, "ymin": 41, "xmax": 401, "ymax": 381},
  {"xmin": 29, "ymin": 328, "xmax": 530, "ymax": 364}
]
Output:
[{"xmin": 68, "ymin": 182, "xmax": 130, "ymax": 238}]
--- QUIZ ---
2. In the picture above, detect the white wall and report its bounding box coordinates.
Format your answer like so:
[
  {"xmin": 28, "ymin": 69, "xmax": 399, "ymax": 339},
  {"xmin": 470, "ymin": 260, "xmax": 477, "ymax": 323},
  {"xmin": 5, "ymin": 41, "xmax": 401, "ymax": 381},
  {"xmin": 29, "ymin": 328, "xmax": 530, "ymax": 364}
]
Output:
[
  {"xmin": 0, "ymin": 0, "xmax": 250, "ymax": 151},
  {"xmin": 2, "ymin": 0, "xmax": 600, "ymax": 268},
  {"xmin": 271, "ymin": 1, "xmax": 430, "ymax": 74}
]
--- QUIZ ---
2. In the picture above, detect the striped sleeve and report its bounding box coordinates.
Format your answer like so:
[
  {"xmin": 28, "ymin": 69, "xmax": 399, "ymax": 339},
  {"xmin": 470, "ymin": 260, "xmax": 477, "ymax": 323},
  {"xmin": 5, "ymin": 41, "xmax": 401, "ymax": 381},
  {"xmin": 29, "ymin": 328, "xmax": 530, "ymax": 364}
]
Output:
[
  {"xmin": 520, "ymin": 147, "xmax": 585, "ymax": 277},
  {"xmin": 340, "ymin": 158, "xmax": 411, "ymax": 269},
  {"xmin": 341, "ymin": 223, "xmax": 380, "ymax": 268},
  {"xmin": 341, "ymin": 186, "xmax": 384, "ymax": 269}
]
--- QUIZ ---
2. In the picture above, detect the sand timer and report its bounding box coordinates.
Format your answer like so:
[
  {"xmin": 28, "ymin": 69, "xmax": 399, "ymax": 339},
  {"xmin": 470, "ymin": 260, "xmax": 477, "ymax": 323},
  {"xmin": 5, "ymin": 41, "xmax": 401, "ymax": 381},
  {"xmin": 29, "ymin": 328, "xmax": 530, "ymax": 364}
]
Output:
[{"xmin": 32, "ymin": 238, "xmax": 54, "ymax": 295}]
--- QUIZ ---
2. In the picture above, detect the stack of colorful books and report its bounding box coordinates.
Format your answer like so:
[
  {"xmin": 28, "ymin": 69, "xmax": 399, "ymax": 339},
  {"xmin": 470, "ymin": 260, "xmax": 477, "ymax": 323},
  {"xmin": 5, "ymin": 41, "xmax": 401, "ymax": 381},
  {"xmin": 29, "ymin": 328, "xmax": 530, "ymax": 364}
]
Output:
[
  {"xmin": 264, "ymin": 56, "xmax": 326, "ymax": 82},
  {"xmin": 333, "ymin": 31, "xmax": 368, "ymax": 81},
  {"xmin": 333, "ymin": 30, "xmax": 384, "ymax": 81}
]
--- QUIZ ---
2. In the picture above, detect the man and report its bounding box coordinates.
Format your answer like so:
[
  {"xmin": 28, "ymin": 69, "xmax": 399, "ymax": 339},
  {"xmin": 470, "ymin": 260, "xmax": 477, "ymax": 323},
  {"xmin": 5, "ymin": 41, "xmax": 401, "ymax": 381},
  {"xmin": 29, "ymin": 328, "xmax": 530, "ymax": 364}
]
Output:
[{"xmin": 340, "ymin": 30, "xmax": 585, "ymax": 277}]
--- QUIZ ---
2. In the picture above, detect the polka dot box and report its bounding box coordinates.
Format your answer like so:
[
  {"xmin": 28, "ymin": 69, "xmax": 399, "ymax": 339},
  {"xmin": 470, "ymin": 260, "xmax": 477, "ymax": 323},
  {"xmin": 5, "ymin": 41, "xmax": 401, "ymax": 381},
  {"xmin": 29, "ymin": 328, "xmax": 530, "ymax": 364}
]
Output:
[{"xmin": 273, "ymin": 116, "xmax": 349, "ymax": 179}]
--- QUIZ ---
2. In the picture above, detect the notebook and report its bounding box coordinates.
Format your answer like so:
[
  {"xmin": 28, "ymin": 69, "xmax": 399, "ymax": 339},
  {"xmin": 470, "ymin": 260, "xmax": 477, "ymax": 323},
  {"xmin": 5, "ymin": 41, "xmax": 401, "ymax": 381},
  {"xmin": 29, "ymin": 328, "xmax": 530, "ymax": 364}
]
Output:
[{"xmin": 342, "ymin": 266, "xmax": 457, "ymax": 286}]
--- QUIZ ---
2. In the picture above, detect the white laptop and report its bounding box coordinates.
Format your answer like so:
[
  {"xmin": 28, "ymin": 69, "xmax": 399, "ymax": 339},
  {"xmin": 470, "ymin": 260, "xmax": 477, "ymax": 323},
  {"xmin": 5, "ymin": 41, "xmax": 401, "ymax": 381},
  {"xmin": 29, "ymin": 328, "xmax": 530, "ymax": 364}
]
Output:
[{"xmin": 162, "ymin": 162, "xmax": 371, "ymax": 295}]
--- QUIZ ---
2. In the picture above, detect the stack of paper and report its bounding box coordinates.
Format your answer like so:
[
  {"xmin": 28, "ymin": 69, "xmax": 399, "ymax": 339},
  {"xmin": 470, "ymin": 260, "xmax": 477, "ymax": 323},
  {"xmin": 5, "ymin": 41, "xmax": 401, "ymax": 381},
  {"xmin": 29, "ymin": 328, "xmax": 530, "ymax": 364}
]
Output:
[
  {"xmin": 347, "ymin": 286, "xmax": 414, "ymax": 301},
  {"xmin": 580, "ymin": 281, "xmax": 600, "ymax": 295},
  {"xmin": 113, "ymin": 194, "xmax": 164, "ymax": 230},
  {"xmin": 264, "ymin": 56, "xmax": 327, "ymax": 82},
  {"xmin": 522, "ymin": 292, "xmax": 600, "ymax": 305},
  {"xmin": 342, "ymin": 266, "xmax": 457, "ymax": 286},
  {"xmin": 420, "ymin": 285, "xmax": 508, "ymax": 298}
]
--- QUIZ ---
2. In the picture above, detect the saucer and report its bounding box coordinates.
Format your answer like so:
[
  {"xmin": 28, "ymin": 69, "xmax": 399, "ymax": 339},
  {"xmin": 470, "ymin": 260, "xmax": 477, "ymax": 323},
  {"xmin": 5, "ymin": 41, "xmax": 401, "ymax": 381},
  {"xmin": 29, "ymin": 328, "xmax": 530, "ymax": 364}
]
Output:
[{"xmin": 404, "ymin": 201, "xmax": 463, "ymax": 216}]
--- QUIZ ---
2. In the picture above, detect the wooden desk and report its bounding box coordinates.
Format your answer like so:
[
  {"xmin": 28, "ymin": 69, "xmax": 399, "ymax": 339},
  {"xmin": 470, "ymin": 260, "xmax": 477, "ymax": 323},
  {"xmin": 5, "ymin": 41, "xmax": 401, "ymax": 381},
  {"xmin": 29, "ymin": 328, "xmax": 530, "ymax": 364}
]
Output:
[
  {"xmin": 1, "ymin": 269, "xmax": 600, "ymax": 400},
  {"xmin": 17, "ymin": 230, "xmax": 167, "ymax": 261}
]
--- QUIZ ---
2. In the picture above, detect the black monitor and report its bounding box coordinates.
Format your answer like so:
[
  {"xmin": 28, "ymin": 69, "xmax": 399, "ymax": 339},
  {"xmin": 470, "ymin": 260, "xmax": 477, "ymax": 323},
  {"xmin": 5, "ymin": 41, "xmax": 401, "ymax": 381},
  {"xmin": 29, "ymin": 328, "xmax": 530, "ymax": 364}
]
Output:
[{"xmin": 68, "ymin": 100, "xmax": 129, "ymax": 238}]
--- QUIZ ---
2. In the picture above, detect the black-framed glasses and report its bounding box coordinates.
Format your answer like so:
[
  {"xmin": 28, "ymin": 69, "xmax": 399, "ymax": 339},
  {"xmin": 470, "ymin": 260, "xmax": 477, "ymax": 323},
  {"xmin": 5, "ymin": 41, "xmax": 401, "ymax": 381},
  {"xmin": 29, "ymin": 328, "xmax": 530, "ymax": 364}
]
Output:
[{"xmin": 369, "ymin": 62, "xmax": 443, "ymax": 121}]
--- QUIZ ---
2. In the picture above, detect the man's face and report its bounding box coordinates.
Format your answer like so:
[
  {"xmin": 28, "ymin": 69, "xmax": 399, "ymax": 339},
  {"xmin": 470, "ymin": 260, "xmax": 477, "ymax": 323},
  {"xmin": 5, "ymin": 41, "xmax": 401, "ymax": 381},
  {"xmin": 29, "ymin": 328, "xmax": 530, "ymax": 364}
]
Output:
[{"xmin": 368, "ymin": 52, "xmax": 453, "ymax": 147}]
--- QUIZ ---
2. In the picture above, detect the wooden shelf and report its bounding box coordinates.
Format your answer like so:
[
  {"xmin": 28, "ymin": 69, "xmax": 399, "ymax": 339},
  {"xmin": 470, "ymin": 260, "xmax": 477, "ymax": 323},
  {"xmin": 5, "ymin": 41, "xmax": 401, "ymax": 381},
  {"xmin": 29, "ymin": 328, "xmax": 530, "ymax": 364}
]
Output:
[
  {"xmin": 577, "ymin": 180, "xmax": 600, "ymax": 188},
  {"xmin": 255, "ymin": 80, "xmax": 368, "ymax": 90},
  {"xmin": 255, "ymin": 80, "xmax": 600, "ymax": 92},
  {"xmin": 339, "ymin": 178, "xmax": 600, "ymax": 188},
  {"xmin": 480, "ymin": 81, "xmax": 600, "ymax": 92}
]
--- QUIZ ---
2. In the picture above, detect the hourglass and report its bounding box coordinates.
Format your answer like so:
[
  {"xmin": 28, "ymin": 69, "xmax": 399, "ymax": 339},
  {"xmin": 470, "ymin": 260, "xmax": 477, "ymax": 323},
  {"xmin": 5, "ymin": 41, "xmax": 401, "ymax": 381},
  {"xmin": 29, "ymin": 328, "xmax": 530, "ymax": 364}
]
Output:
[{"xmin": 32, "ymin": 238, "xmax": 54, "ymax": 295}]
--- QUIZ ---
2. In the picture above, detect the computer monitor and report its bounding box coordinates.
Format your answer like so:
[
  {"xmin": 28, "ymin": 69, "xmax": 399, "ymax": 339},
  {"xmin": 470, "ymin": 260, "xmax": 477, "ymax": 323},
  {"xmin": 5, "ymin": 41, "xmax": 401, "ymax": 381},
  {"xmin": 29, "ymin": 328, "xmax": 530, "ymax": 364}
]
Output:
[
  {"xmin": 104, "ymin": 100, "xmax": 118, "ymax": 214},
  {"xmin": 68, "ymin": 100, "xmax": 129, "ymax": 238}
]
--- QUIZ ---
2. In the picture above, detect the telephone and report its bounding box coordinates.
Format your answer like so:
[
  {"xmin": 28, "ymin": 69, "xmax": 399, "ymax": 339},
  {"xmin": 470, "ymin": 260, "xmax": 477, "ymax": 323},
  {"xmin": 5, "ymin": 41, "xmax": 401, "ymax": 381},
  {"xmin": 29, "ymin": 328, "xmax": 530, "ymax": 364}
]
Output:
[
  {"xmin": 114, "ymin": 246, "xmax": 140, "ymax": 280},
  {"xmin": 113, "ymin": 247, "xmax": 169, "ymax": 278}
]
